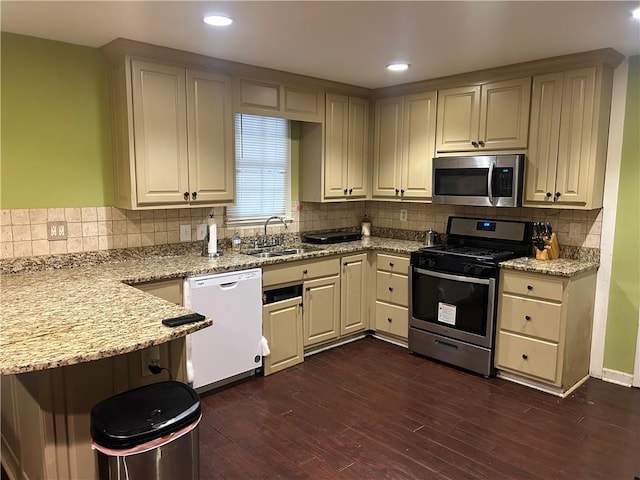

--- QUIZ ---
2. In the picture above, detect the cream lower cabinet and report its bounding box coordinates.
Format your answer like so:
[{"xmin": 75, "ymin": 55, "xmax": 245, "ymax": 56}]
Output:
[
  {"xmin": 436, "ymin": 77, "xmax": 531, "ymax": 152},
  {"xmin": 341, "ymin": 253, "xmax": 368, "ymax": 335},
  {"xmin": 303, "ymin": 274, "xmax": 341, "ymax": 346},
  {"xmin": 263, "ymin": 297, "xmax": 304, "ymax": 375},
  {"xmin": 495, "ymin": 269, "xmax": 597, "ymax": 395},
  {"xmin": 524, "ymin": 66, "xmax": 613, "ymax": 209},
  {"xmin": 108, "ymin": 58, "xmax": 234, "ymax": 209},
  {"xmin": 1, "ymin": 279, "xmax": 188, "ymax": 480},
  {"xmin": 373, "ymin": 252, "xmax": 410, "ymax": 339},
  {"xmin": 372, "ymin": 91, "xmax": 437, "ymax": 200}
]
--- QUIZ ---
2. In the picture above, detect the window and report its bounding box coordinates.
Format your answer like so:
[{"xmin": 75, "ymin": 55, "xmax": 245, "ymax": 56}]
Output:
[{"xmin": 227, "ymin": 114, "xmax": 290, "ymax": 224}]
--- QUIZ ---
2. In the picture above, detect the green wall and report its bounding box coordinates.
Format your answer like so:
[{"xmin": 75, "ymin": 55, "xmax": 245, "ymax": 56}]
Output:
[
  {"xmin": 603, "ymin": 56, "xmax": 640, "ymax": 374},
  {"xmin": 0, "ymin": 32, "xmax": 113, "ymax": 208}
]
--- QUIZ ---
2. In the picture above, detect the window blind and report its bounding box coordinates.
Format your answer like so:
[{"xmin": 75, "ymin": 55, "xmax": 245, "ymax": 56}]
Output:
[{"xmin": 227, "ymin": 114, "xmax": 290, "ymax": 223}]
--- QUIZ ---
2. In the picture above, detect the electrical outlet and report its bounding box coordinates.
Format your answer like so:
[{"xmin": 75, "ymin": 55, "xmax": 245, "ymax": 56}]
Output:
[
  {"xmin": 400, "ymin": 209, "xmax": 408, "ymax": 222},
  {"xmin": 141, "ymin": 346, "xmax": 160, "ymax": 377},
  {"xmin": 180, "ymin": 225, "xmax": 192, "ymax": 242},
  {"xmin": 47, "ymin": 221, "xmax": 68, "ymax": 240},
  {"xmin": 196, "ymin": 224, "xmax": 207, "ymax": 240}
]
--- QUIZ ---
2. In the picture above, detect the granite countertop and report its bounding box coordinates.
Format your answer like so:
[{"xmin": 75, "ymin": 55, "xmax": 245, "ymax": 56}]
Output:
[
  {"xmin": 0, "ymin": 237, "xmax": 420, "ymax": 375},
  {"xmin": 0, "ymin": 236, "xmax": 598, "ymax": 375},
  {"xmin": 500, "ymin": 257, "xmax": 599, "ymax": 277}
]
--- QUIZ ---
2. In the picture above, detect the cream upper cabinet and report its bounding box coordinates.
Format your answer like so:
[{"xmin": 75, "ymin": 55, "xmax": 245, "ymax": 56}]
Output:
[
  {"xmin": 234, "ymin": 78, "xmax": 324, "ymax": 122},
  {"xmin": 324, "ymin": 95, "xmax": 369, "ymax": 199},
  {"xmin": 525, "ymin": 67, "xmax": 612, "ymax": 209},
  {"xmin": 340, "ymin": 253, "xmax": 368, "ymax": 336},
  {"xmin": 372, "ymin": 91, "xmax": 437, "ymax": 200},
  {"xmin": 111, "ymin": 59, "xmax": 234, "ymax": 209},
  {"xmin": 436, "ymin": 78, "xmax": 531, "ymax": 152}
]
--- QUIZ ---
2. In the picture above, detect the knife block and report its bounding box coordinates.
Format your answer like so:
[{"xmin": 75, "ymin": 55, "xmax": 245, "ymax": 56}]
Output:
[{"xmin": 534, "ymin": 233, "xmax": 560, "ymax": 260}]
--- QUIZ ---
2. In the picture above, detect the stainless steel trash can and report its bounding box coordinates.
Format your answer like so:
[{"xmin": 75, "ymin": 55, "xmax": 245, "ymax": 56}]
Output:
[{"xmin": 91, "ymin": 381, "xmax": 201, "ymax": 480}]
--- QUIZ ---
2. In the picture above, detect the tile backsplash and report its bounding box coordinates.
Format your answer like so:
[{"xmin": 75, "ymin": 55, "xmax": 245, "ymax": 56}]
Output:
[{"xmin": 0, "ymin": 202, "xmax": 602, "ymax": 260}]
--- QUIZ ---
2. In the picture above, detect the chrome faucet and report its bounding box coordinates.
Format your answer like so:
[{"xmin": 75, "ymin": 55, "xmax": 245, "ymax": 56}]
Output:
[{"xmin": 261, "ymin": 216, "xmax": 288, "ymax": 247}]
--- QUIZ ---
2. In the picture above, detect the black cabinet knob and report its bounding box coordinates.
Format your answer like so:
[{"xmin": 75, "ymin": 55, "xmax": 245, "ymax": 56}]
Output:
[
  {"xmin": 478, "ymin": 140, "xmax": 485, "ymax": 147},
  {"xmin": 400, "ymin": 189, "xmax": 405, "ymax": 194},
  {"xmin": 343, "ymin": 262, "xmax": 348, "ymax": 266},
  {"xmin": 183, "ymin": 192, "xmax": 189, "ymax": 200},
  {"xmin": 527, "ymin": 285, "xmax": 533, "ymax": 290},
  {"xmin": 389, "ymin": 262, "xmax": 394, "ymax": 267},
  {"xmin": 522, "ymin": 354, "xmax": 528, "ymax": 360},
  {"xmin": 192, "ymin": 192, "xmax": 197, "ymax": 200},
  {"xmin": 302, "ymin": 269, "xmax": 308, "ymax": 274},
  {"xmin": 546, "ymin": 192, "xmax": 552, "ymax": 198},
  {"xmin": 471, "ymin": 141, "xmax": 479, "ymax": 147},
  {"xmin": 388, "ymin": 286, "xmax": 393, "ymax": 292},
  {"xmin": 554, "ymin": 192, "xmax": 561, "ymax": 199},
  {"xmin": 395, "ymin": 188, "xmax": 400, "ymax": 194},
  {"xmin": 305, "ymin": 287, "xmax": 311, "ymax": 291},
  {"xmin": 349, "ymin": 188, "xmax": 353, "ymax": 194},
  {"xmin": 387, "ymin": 317, "xmax": 393, "ymax": 323},
  {"xmin": 525, "ymin": 315, "xmax": 531, "ymax": 321},
  {"xmin": 344, "ymin": 188, "xmax": 348, "ymax": 194}
]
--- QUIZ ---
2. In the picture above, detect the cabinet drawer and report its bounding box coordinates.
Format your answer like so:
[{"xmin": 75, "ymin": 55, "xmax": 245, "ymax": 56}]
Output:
[
  {"xmin": 499, "ymin": 294, "xmax": 562, "ymax": 342},
  {"xmin": 376, "ymin": 253, "xmax": 409, "ymax": 274},
  {"xmin": 376, "ymin": 271, "xmax": 408, "ymax": 307},
  {"xmin": 496, "ymin": 331, "xmax": 558, "ymax": 383},
  {"xmin": 263, "ymin": 258, "xmax": 340, "ymax": 287},
  {"xmin": 374, "ymin": 301, "xmax": 408, "ymax": 339},
  {"xmin": 501, "ymin": 271, "xmax": 563, "ymax": 302}
]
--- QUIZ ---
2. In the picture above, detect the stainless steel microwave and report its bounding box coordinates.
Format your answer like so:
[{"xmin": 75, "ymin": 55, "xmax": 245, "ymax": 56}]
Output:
[{"xmin": 432, "ymin": 154, "xmax": 524, "ymax": 207}]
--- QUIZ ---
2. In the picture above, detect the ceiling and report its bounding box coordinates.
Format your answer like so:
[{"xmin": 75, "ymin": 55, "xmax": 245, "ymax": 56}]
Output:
[{"xmin": 2, "ymin": 1, "xmax": 639, "ymax": 89}]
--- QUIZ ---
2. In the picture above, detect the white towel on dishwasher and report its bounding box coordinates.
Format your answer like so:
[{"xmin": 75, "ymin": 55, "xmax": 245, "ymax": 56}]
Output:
[{"xmin": 260, "ymin": 336, "xmax": 270, "ymax": 356}]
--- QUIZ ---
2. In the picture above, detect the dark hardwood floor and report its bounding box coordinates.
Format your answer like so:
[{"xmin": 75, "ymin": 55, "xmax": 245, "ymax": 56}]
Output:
[{"xmin": 198, "ymin": 338, "xmax": 640, "ymax": 480}]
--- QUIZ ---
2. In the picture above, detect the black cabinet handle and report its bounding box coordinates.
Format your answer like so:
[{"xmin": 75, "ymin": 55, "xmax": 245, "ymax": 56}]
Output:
[
  {"xmin": 183, "ymin": 192, "xmax": 189, "ymax": 201},
  {"xmin": 388, "ymin": 286, "xmax": 393, "ymax": 292},
  {"xmin": 400, "ymin": 189, "xmax": 405, "ymax": 194},
  {"xmin": 344, "ymin": 188, "xmax": 348, "ymax": 194},
  {"xmin": 527, "ymin": 285, "xmax": 533, "ymax": 290},
  {"xmin": 554, "ymin": 192, "xmax": 561, "ymax": 199},
  {"xmin": 389, "ymin": 262, "xmax": 394, "ymax": 267},
  {"xmin": 343, "ymin": 262, "xmax": 348, "ymax": 266},
  {"xmin": 305, "ymin": 287, "xmax": 311, "ymax": 291},
  {"xmin": 302, "ymin": 269, "xmax": 308, "ymax": 274},
  {"xmin": 471, "ymin": 141, "xmax": 479, "ymax": 147},
  {"xmin": 349, "ymin": 188, "xmax": 353, "ymax": 195},
  {"xmin": 387, "ymin": 317, "xmax": 393, "ymax": 323},
  {"xmin": 192, "ymin": 192, "xmax": 197, "ymax": 200},
  {"xmin": 546, "ymin": 192, "xmax": 552, "ymax": 198},
  {"xmin": 522, "ymin": 354, "xmax": 528, "ymax": 360},
  {"xmin": 395, "ymin": 188, "xmax": 400, "ymax": 194},
  {"xmin": 525, "ymin": 315, "xmax": 531, "ymax": 321},
  {"xmin": 478, "ymin": 140, "xmax": 485, "ymax": 147}
]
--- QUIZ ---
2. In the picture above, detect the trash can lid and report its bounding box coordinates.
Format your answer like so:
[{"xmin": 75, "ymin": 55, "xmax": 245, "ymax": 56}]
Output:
[{"xmin": 90, "ymin": 381, "xmax": 201, "ymax": 450}]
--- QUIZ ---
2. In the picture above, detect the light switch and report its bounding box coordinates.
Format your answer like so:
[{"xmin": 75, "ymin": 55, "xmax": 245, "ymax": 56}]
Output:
[{"xmin": 180, "ymin": 225, "xmax": 192, "ymax": 242}]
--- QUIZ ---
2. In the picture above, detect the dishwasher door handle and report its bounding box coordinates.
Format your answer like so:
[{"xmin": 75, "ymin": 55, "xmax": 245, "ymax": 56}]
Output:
[{"xmin": 219, "ymin": 281, "xmax": 239, "ymax": 289}]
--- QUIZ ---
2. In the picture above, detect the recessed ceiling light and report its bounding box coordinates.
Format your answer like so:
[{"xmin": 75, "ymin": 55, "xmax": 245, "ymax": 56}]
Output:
[
  {"xmin": 387, "ymin": 63, "xmax": 410, "ymax": 72},
  {"xmin": 633, "ymin": 6, "xmax": 640, "ymax": 20},
  {"xmin": 203, "ymin": 15, "xmax": 233, "ymax": 27}
]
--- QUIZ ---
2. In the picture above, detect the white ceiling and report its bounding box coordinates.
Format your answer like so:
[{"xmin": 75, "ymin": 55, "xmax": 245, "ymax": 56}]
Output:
[{"xmin": 2, "ymin": 1, "xmax": 639, "ymax": 89}]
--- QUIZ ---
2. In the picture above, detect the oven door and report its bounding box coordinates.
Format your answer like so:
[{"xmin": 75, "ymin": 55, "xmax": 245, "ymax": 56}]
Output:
[{"xmin": 409, "ymin": 267, "xmax": 496, "ymax": 348}]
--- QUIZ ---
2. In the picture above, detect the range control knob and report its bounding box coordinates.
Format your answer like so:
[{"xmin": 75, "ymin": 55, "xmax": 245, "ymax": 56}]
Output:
[{"xmin": 426, "ymin": 258, "xmax": 437, "ymax": 268}]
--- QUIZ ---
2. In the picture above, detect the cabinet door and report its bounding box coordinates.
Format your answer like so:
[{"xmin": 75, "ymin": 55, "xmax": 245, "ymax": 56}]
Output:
[
  {"xmin": 525, "ymin": 73, "xmax": 563, "ymax": 204},
  {"xmin": 263, "ymin": 297, "xmax": 304, "ymax": 375},
  {"xmin": 372, "ymin": 97, "xmax": 403, "ymax": 198},
  {"xmin": 401, "ymin": 91, "xmax": 437, "ymax": 199},
  {"xmin": 436, "ymin": 85, "xmax": 480, "ymax": 152},
  {"xmin": 131, "ymin": 60, "xmax": 189, "ymax": 205},
  {"xmin": 324, "ymin": 94, "xmax": 349, "ymax": 198},
  {"xmin": 186, "ymin": 70, "xmax": 234, "ymax": 204},
  {"xmin": 341, "ymin": 253, "xmax": 368, "ymax": 335},
  {"xmin": 303, "ymin": 275, "xmax": 340, "ymax": 347},
  {"xmin": 346, "ymin": 97, "xmax": 370, "ymax": 199},
  {"xmin": 555, "ymin": 67, "xmax": 596, "ymax": 206},
  {"xmin": 479, "ymin": 77, "xmax": 531, "ymax": 150}
]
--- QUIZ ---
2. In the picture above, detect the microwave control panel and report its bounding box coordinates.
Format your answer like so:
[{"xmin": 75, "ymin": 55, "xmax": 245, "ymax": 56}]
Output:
[{"xmin": 493, "ymin": 168, "xmax": 514, "ymax": 197}]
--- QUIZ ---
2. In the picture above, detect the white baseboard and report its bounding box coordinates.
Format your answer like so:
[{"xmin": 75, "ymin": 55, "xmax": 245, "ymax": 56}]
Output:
[{"xmin": 602, "ymin": 368, "xmax": 634, "ymax": 387}]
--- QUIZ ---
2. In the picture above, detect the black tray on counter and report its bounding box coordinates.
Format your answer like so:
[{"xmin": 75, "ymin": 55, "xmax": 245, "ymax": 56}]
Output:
[{"xmin": 302, "ymin": 231, "xmax": 362, "ymax": 244}]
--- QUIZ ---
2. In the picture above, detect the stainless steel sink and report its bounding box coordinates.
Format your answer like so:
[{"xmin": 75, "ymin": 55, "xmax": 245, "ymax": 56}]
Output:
[{"xmin": 247, "ymin": 246, "xmax": 321, "ymax": 258}]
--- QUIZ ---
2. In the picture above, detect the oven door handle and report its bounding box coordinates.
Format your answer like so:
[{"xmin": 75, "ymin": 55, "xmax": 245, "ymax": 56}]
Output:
[
  {"xmin": 413, "ymin": 267, "xmax": 491, "ymax": 286},
  {"xmin": 487, "ymin": 160, "xmax": 495, "ymax": 205}
]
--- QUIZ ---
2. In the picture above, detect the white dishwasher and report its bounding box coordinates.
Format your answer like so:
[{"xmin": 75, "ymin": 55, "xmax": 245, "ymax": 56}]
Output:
[{"xmin": 183, "ymin": 268, "xmax": 263, "ymax": 393}]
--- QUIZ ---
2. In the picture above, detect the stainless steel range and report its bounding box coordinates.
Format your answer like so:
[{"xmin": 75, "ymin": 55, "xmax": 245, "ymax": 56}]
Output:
[{"xmin": 409, "ymin": 217, "xmax": 532, "ymax": 377}]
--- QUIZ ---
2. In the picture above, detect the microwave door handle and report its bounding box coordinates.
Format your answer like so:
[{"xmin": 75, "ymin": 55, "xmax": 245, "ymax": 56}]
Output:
[{"xmin": 487, "ymin": 161, "xmax": 495, "ymax": 205}]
